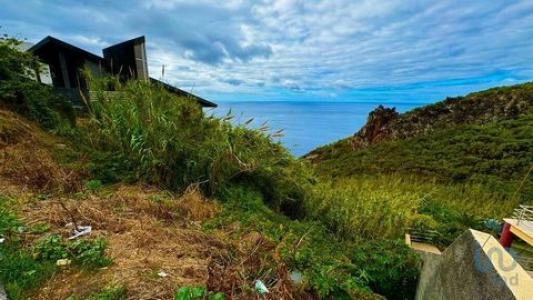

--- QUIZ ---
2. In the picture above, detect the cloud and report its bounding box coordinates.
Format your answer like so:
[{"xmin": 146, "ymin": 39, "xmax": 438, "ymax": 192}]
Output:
[
  {"xmin": 1, "ymin": 0, "xmax": 532, "ymax": 102},
  {"xmin": 221, "ymin": 78, "xmax": 245, "ymax": 86}
]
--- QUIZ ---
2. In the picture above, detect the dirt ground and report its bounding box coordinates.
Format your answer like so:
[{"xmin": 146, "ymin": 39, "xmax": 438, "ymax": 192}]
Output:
[{"xmin": 0, "ymin": 109, "xmax": 306, "ymax": 299}]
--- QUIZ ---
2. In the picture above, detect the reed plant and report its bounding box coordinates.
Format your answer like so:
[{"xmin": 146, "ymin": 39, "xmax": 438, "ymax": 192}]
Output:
[{"xmin": 81, "ymin": 77, "xmax": 313, "ymax": 215}]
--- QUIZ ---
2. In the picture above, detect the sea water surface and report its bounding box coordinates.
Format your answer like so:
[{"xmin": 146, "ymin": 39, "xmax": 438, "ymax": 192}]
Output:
[{"xmin": 211, "ymin": 101, "xmax": 425, "ymax": 156}]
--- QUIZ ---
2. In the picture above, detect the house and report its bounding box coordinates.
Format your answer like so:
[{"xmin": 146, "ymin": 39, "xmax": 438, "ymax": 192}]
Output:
[{"xmin": 28, "ymin": 36, "xmax": 216, "ymax": 108}]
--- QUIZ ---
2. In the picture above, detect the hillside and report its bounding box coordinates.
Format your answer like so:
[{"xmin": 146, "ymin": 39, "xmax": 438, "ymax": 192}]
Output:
[
  {"xmin": 306, "ymin": 82, "xmax": 533, "ymax": 201},
  {"xmin": 2, "ymin": 39, "xmax": 530, "ymax": 300},
  {"xmin": 1, "ymin": 108, "xmax": 394, "ymax": 300}
]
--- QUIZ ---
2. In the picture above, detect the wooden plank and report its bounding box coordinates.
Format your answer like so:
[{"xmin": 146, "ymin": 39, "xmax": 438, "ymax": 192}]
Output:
[
  {"xmin": 504, "ymin": 218, "xmax": 533, "ymax": 247},
  {"xmin": 510, "ymin": 225, "xmax": 533, "ymax": 247}
]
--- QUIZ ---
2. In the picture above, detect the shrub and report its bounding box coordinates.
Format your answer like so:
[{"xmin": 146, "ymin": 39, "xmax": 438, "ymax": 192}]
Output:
[
  {"xmin": 205, "ymin": 186, "xmax": 401, "ymax": 299},
  {"xmin": 0, "ymin": 247, "xmax": 56, "ymax": 300},
  {"xmin": 306, "ymin": 178, "xmax": 422, "ymax": 239}
]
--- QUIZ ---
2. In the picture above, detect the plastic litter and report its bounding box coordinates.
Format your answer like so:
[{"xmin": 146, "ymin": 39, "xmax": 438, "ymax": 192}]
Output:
[
  {"xmin": 0, "ymin": 238, "xmax": 5, "ymax": 244},
  {"xmin": 290, "ymin": 270, "xmax": 303, "ymax": 284},
  {"xmin": 158, "ymin": 270, "xmax": 168, "ymax": 278},
  {"xmin": 68, "ymin": 225, "xmax": 92, "ymax": 240},
  {"xmin": 254, "ymin": 279, "xmax": 269, "ymax": 294},
  {"xmin": 56, "ymin": 259, "xmax": 71, "ymax": 267}
]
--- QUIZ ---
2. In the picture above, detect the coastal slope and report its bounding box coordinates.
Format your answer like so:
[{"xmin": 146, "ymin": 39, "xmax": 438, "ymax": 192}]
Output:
[{"xmin": 306, "ymin": 82, "xmax": 533, "ymax": 200}]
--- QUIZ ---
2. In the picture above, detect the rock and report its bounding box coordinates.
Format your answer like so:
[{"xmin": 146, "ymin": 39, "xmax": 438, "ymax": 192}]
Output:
[{"xmin": 351, "ymin": 105, "xmax": 399, "ymax": 148}]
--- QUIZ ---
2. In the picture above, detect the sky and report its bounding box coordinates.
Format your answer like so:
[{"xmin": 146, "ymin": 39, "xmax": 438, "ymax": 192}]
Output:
[{"xmin": 1, "ymin": 0, "xmax": 533, "ymax": 103}]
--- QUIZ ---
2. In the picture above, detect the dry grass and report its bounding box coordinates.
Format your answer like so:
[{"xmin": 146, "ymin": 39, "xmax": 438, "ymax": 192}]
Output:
[
  {"xmin": 1, "ymin": 180, "xmax": 305, "ymax": 299},
  {"xmin": 12, "ymin": 184, "xmax": 225, "ymax": 300},
  {"xmin": 0, "ymin": 109, "xmax": 82, "ymax": 192},
  {"xmin": 0, "ymin": 145, "xmax": 82, "ymax": 192},
  {"xmin": 0, "ymin": 109, "xmax": 37, "ymax": 148},
  {"xmin": 0, "ymin": 108, "xmax": 307, "ymax": 299},
  {"xmin": 207, "ymin": 231, "xmax": 300, "ymax": 299}
]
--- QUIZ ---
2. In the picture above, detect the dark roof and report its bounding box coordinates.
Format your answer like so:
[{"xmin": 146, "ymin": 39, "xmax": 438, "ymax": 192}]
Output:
[
  {"xmin": 103, "ymin": 36, "xmax": 146, "ymax": 52},
  {"xmin": 28, "ymin": 36, "xmax": 103, "ymax": 63},
  {"xmin": 150, "ymin": 78, "xmax": 217, "ymax": 107}
]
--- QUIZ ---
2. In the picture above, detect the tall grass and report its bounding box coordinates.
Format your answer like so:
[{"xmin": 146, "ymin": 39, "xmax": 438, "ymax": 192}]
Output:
[
  {"xmin": 305, "ymin": 174, "xmax": 518, "ymax": 240},
  {"xmin": 82, "ymin": 77, "xmax": 313, "ymax": 215},
  {"xmin": 82, "ymin": 77, "xmax": 516, "ymax": 243}
]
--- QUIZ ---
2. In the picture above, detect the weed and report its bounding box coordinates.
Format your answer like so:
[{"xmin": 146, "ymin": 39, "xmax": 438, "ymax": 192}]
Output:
[
  {"xmin": 86, "ymin": 285, "xmax": 126, "ymax": 300},
  {"xmin": 0, "ymin": 247, "xmax": 56, "ymax": 299},
  {"xmin": 205, "ymin": 185, "xmax": 403, "ymax": 299},
  {"xmin": 85, "ymin": 179, "xmax": 103, "ymax": 192},
  {"xmin": 0, "ymin": 205, "xmax": 56, "ymax": 300},
  {"xmin": 33, "ymin": 234, "xmax": 112, "ymax": 269},
  {"xmin": 174, "ymin": 287, "xmax": 224, "ymax": 300}
]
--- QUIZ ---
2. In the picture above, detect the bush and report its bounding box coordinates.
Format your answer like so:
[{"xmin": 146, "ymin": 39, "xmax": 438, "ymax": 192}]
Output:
[
  {"xmin": 85, "ymin": 179, "xmax": 103, "ymax": 192},
  {"xmin": 0, "ymin": 247, "xmax": 56, "ymax": 299},
  {"xmin": 306, "ymin": 178, "xmax": 422, "ymax": 239},
  {"xmin": 205, "ymin": 185, "xmax": 406, "ymax": 299}
]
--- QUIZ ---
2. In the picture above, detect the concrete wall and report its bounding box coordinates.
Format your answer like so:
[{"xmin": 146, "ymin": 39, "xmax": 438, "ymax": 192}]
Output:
[{"xmin": 416, "ymin": 229, "xmax": 533, "ymax": 300}]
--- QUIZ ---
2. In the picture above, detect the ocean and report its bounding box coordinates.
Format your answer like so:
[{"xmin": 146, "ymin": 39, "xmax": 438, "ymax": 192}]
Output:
[{"xmin": 210, "ymin": 101, "xmax": 425, "ymax": 156}]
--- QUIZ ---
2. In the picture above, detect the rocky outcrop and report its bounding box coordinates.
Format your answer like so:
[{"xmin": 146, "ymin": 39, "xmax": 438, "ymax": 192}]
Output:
[
  {"xmin": 349, "ymin": 82, "xmax": 533, "ymax": 150},
  {"xmin": 351, "ymin": 105, "xmax": 399, "ymax": 148}
]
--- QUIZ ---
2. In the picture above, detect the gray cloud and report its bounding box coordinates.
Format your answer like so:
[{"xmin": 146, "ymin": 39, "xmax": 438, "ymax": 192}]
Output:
[{"xmin": 1, "ymin": 0, "xmax": 532, "ymax": 101}]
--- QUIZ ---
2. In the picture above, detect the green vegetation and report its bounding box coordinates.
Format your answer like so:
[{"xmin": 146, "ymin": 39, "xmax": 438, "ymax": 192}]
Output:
[
  {"xmin": 85, "ymin": 286, "xmax": 126, "ymax": 300},
  {"xmin": 0, "ymin": 37, "xmax": 74, "ymax": 130},
  {"xmin": 175, "ymin": 287, "xmax": 224, "ymax": 300},
  {"xmin": 2, "ymin": 37, "xmax": 531, "ymax": 299},
  {"xmin": 0, "ymin": 195, "xmax": 111, "ymax": 299},
  {"xmin": 82, "ymin": 77, "xmax": 313, "ymax": 217},
  {"xmin": 305, "ymin": 175, "xmax": 517, "ymax": 247},
  {"xmin": 310, "ymin": 115, "xmax": 533, "ymax": 202},
  {"xmin": 0, "ymin": 201, "xmax": 56, "ymax": 299},
  {"xmin": 33, "ymin": 234, "xmax": 112, "ymax": 269},
  {"xmin": 206, "ymin": 186, "xmax": 420, "ymax": 299}
]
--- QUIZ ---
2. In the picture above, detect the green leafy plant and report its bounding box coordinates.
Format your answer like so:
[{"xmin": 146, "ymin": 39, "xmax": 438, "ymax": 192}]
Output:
[
  {"xmin": 0, "ymin": 205, "xmax": 56, "ymax": 300},
  {"xmin": 85, "ymin": 179, "xmax": 103, "ymax": 192},
  {"xmin": 174, "ymin": 287, "xmax": 224, "ymax": 300},
  {"xmin": 33, "ymin": 234, "xmax": 112, "ymax": 269}
]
